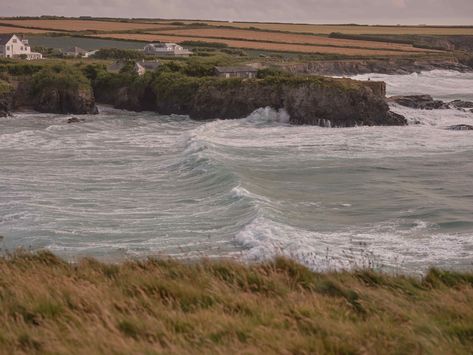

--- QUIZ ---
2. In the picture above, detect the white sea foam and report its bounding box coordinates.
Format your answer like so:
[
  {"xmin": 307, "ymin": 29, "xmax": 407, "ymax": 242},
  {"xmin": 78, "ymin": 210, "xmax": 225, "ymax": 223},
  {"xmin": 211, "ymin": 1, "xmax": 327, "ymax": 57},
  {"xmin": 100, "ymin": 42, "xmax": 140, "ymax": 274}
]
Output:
[
  {"xmin": 352, "ymin": 70, "xmax": 473, "ymax": 101},
  {"xmin": 235, "ymin": 216, "xmax": 473, "ymax": 273},
  {"xmin": 1, "ymin": 70, "xmax": 473, "ymax": 272}
]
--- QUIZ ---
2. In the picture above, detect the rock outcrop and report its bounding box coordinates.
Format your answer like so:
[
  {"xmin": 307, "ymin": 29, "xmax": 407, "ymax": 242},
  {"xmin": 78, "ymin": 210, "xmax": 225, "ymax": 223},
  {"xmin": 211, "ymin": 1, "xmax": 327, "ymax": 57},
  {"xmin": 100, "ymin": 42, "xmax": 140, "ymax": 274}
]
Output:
[
  {"xmin": 8, "ymin": 80, "xmax": 98, "ymax": 115},
  {"xmin": 0, "ymin": 92, "xmax": 13, "ymax": 117},
  {"xmin": 449, "ymin": 100, "xmax": 473, "ymax": 110},
  {"xmin": 33, "ymin": 87, "xmax": 98, "ymax": 115},
  {"xmin": 388, "ymin": 95, "xmax": 473, "ymax": 111},
  {"xmin": 447, "ymin": 124, "xmax": 473, "ymax": 131},
  {"xmin": 0, "ymin": 81, "xmax": 14, "ymax": 117},
  {"xmin": 388, "ymin": 95, "xmax": 449, "ymax": 110},
  {"xmin": 96, "ymin": 75, "xmax": 406, "ymax": 127}
]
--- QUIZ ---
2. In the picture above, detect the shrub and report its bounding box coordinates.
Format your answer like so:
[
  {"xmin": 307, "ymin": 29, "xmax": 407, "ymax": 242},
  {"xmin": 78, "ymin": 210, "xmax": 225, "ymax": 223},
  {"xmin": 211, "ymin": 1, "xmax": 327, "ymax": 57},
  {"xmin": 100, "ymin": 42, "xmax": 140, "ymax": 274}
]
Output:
[
  {"xmin": 31, "ymin": 64, "xmax": 91, "ymax": 95},
  {"xmin": 256, "ymin": 67, "xmax": 292, "ymax": 79},
  {"xmin": 93, "ymin": 48, "xmax": 145, "ymax": 60}
]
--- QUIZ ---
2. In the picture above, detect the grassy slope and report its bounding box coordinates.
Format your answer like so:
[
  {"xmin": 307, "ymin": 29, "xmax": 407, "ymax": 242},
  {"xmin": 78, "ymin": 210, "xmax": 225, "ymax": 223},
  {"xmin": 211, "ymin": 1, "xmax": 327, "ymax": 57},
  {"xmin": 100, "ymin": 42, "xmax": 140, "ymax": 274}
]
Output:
[{"xmin": 0, "ymin": 252, "xmax": 472, "ymax": 354}]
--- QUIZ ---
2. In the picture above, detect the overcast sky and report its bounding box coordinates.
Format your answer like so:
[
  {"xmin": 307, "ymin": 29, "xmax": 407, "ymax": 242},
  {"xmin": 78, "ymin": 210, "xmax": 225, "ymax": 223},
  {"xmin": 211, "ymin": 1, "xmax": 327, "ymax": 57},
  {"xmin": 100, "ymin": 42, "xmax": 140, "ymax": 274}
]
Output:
[{"xmin": 1, "ymin": 0, "xmax": 472, "ymax": 25}]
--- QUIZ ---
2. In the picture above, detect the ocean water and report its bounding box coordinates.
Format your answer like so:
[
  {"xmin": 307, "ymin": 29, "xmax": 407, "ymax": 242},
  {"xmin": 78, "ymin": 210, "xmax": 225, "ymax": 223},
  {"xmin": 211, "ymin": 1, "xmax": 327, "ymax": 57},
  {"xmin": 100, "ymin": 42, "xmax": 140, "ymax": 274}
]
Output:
[{"xmin": 1, "ymin": 70, "xmax": 472, "ymax": 273}]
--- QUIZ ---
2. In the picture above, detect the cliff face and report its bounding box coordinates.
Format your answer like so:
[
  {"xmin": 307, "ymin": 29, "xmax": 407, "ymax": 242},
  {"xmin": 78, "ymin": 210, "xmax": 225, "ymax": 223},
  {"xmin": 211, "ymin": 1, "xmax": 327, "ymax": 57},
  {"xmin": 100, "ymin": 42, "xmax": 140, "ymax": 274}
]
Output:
[
  {"xmin": 0, "ymin": 92, "xmax": 13, "ymax": 117},
  {"xmin": 9, "ymin": 80, "xmax": 98, "ymax": 115},
  {"xmin": 33, "ymin": 87, "xmax": 98, "ymax": 115},
  {"xmin": 96, "ymin": 76, "xmax": 406, "ymax": 127}
]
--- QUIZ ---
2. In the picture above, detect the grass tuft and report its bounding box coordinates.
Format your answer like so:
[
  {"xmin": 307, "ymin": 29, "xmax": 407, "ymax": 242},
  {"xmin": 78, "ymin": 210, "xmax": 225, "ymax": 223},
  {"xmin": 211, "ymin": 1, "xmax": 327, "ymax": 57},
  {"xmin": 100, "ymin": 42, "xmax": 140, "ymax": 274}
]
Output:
[{"xmin": 0, "ymin": 252, "xmax": 472, "ymax": 353}]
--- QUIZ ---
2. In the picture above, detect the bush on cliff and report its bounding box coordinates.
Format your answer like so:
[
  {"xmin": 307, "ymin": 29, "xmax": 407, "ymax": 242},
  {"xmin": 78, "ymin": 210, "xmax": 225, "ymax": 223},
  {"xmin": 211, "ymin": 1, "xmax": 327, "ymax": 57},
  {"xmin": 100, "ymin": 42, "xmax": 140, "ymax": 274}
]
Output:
[
  {"xmin": 256, "ymin": 67, "xmax": 293, "ymax": 79},
  {"xmin": 0, "ymin": 79, "xmax": 13, "ymax": 95},
  {"xmin": 31, "ymin": 64, "xmax": 91, "ymax": 95}
]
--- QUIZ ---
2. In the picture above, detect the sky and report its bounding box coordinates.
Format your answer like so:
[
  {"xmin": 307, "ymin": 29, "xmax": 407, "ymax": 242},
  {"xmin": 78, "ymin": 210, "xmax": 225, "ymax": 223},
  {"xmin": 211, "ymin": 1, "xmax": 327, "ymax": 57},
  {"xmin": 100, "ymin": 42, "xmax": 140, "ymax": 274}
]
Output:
[{"xmin": 0, "ymin": 0, "xmax": 472, "ymax": 25}]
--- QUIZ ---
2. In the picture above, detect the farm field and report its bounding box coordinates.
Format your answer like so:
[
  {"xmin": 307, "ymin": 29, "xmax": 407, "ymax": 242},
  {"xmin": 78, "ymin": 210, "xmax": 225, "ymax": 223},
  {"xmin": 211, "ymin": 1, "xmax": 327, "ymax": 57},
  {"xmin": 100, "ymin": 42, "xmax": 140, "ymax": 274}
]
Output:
[
  {"xmin": 0, "ymin": 19, "xmax": 177, "ymax": 32},
  {"xmin": 0, "ymin": 26, "xmax": 50, "ymax": 34},
  {"xmin": 159, "ymin": 20, "xmax": 473, "ymax": 35},
  {"xmin": 152, "ymin": 28, "xmax": 431, "ymax": 52},
  {"xmin": 0, "ymin": 25, "xmax": 50, "ymax": 34},
  {"xmin": 91, "ymin": 33, "xmax": 432, "ymax": 56},
  {"xmin": 1, "ymin": 18, "xmax": 469, "ymax": 57}
]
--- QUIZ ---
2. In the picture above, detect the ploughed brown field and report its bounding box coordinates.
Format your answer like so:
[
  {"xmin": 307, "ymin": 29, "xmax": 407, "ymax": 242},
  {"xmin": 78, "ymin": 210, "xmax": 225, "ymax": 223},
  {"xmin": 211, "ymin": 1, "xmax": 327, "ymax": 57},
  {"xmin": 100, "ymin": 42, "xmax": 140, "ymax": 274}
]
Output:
[
  {"xmin": 0, "ymin": 26, "xmax": 49, "ymax": 34},
  {"xmin": 151, "ymin": 28, "xmax": 431, "ymax": 53},
  {"xmin": 160, "ymin": 21, "xmax": 473, "ymax": 36},
  {"xmin": 91, "ymin": 33, "xmax": 431, "ymax": 56},
  {"xmin": 0, "ymin": 19, "xmax": 177, "ymax": 32}
]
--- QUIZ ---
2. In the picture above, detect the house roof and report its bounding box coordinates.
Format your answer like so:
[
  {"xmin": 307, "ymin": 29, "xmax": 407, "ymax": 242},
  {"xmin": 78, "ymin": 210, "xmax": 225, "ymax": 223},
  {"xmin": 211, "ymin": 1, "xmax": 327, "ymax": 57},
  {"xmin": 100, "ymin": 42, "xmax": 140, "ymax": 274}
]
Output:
[
  {"xmin": 215, "ymin": 66, "xmax": 258, "ymax": 74},
  {"xmin": 0, "ymin": 34, "xmax": 14, "ymax": 46},
  {"xmin": 136, "ymin": 60, "xmax": 160, "ymax": 70}
]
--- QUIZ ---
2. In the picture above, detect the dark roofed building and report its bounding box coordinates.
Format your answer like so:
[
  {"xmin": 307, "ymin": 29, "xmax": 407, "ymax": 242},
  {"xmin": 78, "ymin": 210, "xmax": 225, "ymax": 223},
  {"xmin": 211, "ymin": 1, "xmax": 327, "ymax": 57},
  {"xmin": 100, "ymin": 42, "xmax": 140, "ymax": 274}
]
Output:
[
  {"xmin": 64, "ymin": 46, "xmax": 87, "ymax": 57},
  {"xmin": 215, "ymin": 66, "xmax": 258, "ymax": 79},
  {"xmin": 135, "ymin": 60, "xmax": 160, "ymax": 75}
]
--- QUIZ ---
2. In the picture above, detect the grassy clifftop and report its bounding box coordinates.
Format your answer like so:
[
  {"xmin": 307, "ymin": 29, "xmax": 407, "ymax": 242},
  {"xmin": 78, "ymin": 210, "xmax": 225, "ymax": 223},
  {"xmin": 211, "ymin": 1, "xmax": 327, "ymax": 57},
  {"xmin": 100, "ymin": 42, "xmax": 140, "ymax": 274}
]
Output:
[{"xmin": 0, "ymin": 252, "xmax": 472, "ymax": 354}]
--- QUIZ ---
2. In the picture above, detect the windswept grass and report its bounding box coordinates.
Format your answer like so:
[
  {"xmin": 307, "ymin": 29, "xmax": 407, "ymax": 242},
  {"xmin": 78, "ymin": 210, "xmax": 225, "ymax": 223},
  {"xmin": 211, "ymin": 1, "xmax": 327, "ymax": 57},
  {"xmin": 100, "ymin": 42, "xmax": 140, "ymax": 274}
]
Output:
[{"xmin": 0, "ymin": 251, "xmax": 472, "ymax": 354}]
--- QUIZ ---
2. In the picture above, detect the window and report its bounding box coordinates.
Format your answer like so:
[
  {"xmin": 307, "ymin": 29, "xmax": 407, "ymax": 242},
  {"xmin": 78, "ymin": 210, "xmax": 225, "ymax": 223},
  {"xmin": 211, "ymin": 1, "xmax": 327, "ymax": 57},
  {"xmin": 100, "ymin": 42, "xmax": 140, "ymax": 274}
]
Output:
[
  {"xmin": 21, "ymin": 47, "xmax": 24, "ymax": 51},
  {"xmin": 6, "ymin": 46, "xmax": 9, "ymax": 50},
  {"xmin": 13, "ymin": 39, "xmax": 17, "ymax": 43}
]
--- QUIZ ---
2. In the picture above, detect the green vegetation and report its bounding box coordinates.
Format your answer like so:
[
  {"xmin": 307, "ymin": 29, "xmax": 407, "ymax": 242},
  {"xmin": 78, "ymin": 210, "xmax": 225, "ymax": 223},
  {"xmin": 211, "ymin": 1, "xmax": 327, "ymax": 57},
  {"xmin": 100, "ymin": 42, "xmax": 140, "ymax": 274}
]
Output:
[
  {"xmin": 31, "ymin": 64, "xmax": 92, "ymax": 94},
  {"xmin": 93, "ymin": 47, "xmax": 146, "ymax": 60},
  {"xmin": 0, "ymin": 79, "xmax": 13, "ymax": 95},
  {"xmin": 0, "ymin": 251, "xmax": 472, "ymax": 354}
]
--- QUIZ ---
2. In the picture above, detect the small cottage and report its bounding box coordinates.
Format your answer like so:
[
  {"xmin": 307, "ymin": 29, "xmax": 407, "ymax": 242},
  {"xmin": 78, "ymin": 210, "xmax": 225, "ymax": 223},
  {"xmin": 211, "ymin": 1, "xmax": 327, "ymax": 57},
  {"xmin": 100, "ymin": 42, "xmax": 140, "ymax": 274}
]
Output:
[
  {"xmin": 64, "ymin": 46, "xmax": 87, "ymax": 57},
  {"xmin": 134, "ymin": 60, "xmax": 160, "ymax": 76},
  {"xmin": 215, "ymin": 66, "xmax": 258, "ymax": 79}
]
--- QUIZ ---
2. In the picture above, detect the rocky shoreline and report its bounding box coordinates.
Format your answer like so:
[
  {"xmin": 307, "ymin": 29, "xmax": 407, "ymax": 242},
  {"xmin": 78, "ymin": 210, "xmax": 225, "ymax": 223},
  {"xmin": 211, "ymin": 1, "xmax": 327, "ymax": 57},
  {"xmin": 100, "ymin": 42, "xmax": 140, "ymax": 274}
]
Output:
[
  {"xmin": 388, "ymin": 95, "xmax": 473, "ymax": 113},
  {"xmin": 280, "ymin": 58, "xmax": 471, "ymax": 76},
  {"xmin": 1, "ymin": 67, "xmax": 406, "ymax": 127}
]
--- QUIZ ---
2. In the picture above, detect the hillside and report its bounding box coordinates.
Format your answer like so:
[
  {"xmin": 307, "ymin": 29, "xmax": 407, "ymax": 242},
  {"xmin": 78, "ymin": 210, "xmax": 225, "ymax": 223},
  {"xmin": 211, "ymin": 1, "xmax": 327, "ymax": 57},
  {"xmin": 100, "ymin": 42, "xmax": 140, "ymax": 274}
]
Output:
[{"xmin": 0, "ymin": 252, "xmax": 472, "ymax": 354}]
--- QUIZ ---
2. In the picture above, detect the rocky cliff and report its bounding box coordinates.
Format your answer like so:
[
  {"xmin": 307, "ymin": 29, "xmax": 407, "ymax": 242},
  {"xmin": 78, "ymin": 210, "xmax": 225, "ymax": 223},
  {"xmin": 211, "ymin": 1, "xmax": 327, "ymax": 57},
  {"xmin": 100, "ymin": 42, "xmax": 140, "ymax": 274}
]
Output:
[
  {"xmin": 0, "ymin": 92, "xmax": 13, "ymax": 117},
  {"xmin": 96, "ymin": 74, "xmax": 406, "ymax": 127},
  {"xmin": 0, "ymin": 82, "xmax": 14, "ymax": 117}
]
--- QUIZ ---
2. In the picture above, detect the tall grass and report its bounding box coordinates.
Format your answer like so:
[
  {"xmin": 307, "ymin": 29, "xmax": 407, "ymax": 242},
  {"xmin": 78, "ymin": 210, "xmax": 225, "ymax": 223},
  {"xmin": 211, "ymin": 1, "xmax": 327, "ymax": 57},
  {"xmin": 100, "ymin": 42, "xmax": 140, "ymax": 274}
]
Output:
[{"xmin": 0, "ymin": 251, "xmax": 472, "ymax": 354}]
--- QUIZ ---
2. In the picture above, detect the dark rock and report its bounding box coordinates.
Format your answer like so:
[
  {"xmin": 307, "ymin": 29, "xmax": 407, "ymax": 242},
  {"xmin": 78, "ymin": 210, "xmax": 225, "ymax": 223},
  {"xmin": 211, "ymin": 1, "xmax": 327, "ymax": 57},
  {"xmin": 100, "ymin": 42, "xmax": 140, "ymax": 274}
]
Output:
[
  {"xmin": 388, "ymin": 95, "xmax": 449, "ymax": 110},
  {"xmin": 35, "ymin": 88, "xmax": 98, "ymax": 115},
  {"xmin": 449, "ymin": 100, "xmax": 473, "ymax": 109},
  {"xmin": 385, "ymin": 111, "xmax": 408, "ymax": 125},
  {"xmin": 67, "ymin": 117, "xmax": 85, "ymax": 123},
  {"xmin": 0, "ymin": 91, "xmax": 13, "ymax": 117},
  {"xmin": 447, "ymin": 124, "xmax": 473, "ymax": 131}
]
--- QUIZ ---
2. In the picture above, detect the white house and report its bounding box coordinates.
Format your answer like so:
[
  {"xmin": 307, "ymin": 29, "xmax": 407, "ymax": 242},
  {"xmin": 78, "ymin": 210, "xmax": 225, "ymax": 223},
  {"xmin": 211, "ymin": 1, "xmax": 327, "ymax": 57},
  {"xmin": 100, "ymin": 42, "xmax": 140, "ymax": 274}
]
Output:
[
  {"xmin": 0, "ymin": 34, "xmax": 42, "ymax": 60},
  {"xmin": 143, "ymin": 43, "xmax": 192, "ymax": 57}
]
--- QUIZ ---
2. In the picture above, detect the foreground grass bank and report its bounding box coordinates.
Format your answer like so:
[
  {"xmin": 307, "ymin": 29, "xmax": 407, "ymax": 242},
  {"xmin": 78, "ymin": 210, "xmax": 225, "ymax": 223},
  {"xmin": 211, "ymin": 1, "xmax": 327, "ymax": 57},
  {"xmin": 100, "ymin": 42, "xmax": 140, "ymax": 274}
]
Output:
[{"xmin": 1, "ymin": 252, "xmax": 473, "ymax": 354}]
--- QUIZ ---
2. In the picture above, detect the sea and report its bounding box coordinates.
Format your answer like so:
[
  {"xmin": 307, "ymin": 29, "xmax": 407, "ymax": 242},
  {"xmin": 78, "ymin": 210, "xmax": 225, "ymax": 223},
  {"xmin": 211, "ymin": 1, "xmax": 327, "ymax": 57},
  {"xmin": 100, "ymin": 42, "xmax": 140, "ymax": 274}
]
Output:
[{"xmin": 1, "ymin": 70, "xmax": 472, "ymax": 273}]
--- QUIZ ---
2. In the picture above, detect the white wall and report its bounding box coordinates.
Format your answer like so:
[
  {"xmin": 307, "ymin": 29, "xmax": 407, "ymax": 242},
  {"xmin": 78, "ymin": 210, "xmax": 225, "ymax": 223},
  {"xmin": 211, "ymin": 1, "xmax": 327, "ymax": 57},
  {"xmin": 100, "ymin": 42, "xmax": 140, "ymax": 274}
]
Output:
[{"xmin": 2, "ymin": 35, "xmax": 31, "ymax": 58}]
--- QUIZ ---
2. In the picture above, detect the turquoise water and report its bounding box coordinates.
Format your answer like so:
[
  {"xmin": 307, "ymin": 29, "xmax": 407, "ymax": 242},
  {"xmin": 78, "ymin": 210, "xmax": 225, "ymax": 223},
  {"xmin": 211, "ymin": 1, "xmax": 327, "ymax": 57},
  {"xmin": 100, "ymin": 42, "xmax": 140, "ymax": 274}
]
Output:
[{"xmin": 1, "ymin": 70, "xmax": 472, "ymax": 272}]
